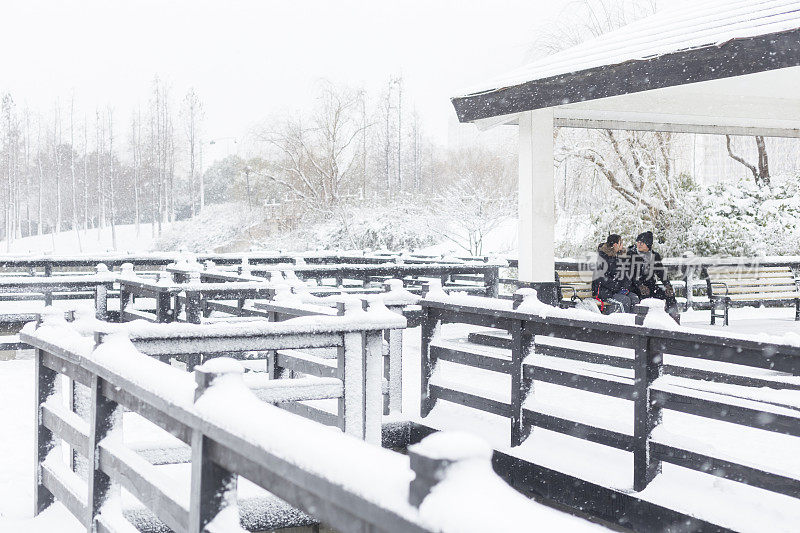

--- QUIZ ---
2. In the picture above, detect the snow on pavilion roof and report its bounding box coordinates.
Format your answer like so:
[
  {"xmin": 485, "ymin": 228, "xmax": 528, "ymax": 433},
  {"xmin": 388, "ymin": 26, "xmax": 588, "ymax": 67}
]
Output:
[{"xmin": 451, "ymin": 0, "xmax": 800, "ymax": 124}]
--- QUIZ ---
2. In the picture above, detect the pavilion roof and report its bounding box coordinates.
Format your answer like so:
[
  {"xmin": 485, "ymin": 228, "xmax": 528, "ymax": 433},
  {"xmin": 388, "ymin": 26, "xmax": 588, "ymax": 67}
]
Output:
[{"xmin": 452, "ymin": 0, "xmax": 800, "ymax": 128}]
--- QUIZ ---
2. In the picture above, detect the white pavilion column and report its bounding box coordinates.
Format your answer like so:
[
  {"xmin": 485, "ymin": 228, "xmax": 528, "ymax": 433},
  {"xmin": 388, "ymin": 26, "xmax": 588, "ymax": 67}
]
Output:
[{"xmin": 518, "ymin": 109, "xmax": 555, "ymax": 282}]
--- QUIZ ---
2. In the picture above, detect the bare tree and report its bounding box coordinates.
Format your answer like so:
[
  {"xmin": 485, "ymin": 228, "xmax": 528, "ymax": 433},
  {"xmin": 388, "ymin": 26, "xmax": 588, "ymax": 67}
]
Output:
[
  {"xmin": 725, "ymin": 134, "xmax": 771, "ymax": 187},
  {"xmin": 53, "ymin": 102, "xmax": 62, "ymax": 233},
  {"xmin": 130, "ymin": 110, "xmax": 141, "ymax": 235},
  {"xmin": 395, "ymin": 76, "xmax": 402, "ymax": 191},
  {"xmin": 69, "ymin": 96, "xmax": 82, "ymax": 251},
  {"xmin": 566, "ymin": 129, "xmax": 679, "ymax": 220},
  {"xmin": 36, "ymin": 116, "xmax": 43, "ymax": 236},
  {"xmin": 182, "ymin": 88, "xmax": 204, "ymax": 215},
  {"xmin": 256, "ymin": 83, "xmax": 369, "ymax": 207},
  {"xmin": 83, "ymin": 114, "xmax": 89, "ymax": 231},
  {"xmin": 2, "ymin": 93, "xmax": 16, "ymax": 247},
  {"xmin": 96, "ymin": 108, "xmax": 105, "ymax": 232},
  {"xmin": 107, "ymin": 107, "xmax": 117, "ymax": 249},
  {"xmin": 431, "ymin": 148, "xmax": 516, "ymax": 255}
]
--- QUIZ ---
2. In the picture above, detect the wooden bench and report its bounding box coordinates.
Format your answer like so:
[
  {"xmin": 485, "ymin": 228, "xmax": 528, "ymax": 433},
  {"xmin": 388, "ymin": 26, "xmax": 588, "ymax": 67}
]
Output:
[
  {"xmin": 704, "ymin": 265, "xmax": 800, "ymax": 325},
  {"xmin": 555, "ymin": 270, "xmax": 593, "ymax": 302},
  {"xmin": 554, "ymin": 270, "xmax": 628, "ymax": 314}
]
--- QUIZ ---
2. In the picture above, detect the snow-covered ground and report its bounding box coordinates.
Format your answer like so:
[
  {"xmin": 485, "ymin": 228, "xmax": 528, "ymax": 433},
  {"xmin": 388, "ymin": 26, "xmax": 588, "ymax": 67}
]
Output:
[
  {"xmin": 1, "ymin": 305, "xmax": 799, "ymax": 531},
  {"xmin": 0, "ymin": 224, "xmax": 157, "ymax": 255}
]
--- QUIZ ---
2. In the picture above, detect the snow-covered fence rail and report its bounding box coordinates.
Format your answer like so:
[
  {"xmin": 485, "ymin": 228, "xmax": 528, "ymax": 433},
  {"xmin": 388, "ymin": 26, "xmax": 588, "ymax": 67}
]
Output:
[
  {"xmin": 420, "ymin": 290, "xmax": 800, "ymax": 499},
  {"xmin": 0, "ymin": 265, "xmax": 114, "ymax": 324},
  {"xmin": 118, "ymin": 276, "xmax": 273, "ymax": 324},
  {"xmin": 23, "ymin": 311, "xmax": 558, "ymax": 533},
  {"xmin": 114, "ymin": 298, "xmax": 404, "ymax": 440},
  {"xmin": 246, "ymin": 262, "xmax": 501, "ymax": 297},
  {"xmin": 139, "ymin": 267, "xmax": 418, "ymax": 414},
  {"xmin": 0, "ymin": 250, "xmax": 486, "ymax": 277}
]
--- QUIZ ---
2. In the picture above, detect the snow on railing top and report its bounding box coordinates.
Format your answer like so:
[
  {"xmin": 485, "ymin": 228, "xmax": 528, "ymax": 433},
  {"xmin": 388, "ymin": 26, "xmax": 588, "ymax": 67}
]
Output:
[
  {"xmin": 128, "ymin": 300, "xmax": 404, "ymax": 339},
  {"xmin": 422, "ymin": 287, "xmax": 800, "ymax": 349}
]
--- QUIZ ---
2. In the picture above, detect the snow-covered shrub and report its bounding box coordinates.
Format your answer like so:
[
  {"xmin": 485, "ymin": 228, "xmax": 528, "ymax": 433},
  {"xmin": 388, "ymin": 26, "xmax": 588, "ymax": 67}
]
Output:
[
  {"xmin": 319, "ymin": 201, "xmax": 439, "ymax": 251},
  {"xmin": 569, "ymin": 175, "xmax": 800, "ymax": 257},
  {"xmin": 153, "ymin": 203, "xmax": 264, "ymax": 252}
]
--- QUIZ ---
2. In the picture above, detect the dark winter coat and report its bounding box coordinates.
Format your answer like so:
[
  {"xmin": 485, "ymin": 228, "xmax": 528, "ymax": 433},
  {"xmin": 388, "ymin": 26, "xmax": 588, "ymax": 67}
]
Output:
[
  {"xmin": 592, "ymin": 243, "xmax": 630, "ymax": 300},
  {"xmin": 628, "ymin": 246, "xmax": 673, "ymax": 300}
]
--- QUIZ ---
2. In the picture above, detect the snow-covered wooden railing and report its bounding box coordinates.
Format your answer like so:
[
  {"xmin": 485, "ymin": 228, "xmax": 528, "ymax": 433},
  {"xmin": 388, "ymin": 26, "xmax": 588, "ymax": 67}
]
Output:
[
  {"xmin": 0, "ymin": 264, "xmax": 114, "ymax": 323},
  {"xmin": 123, "ymin": 266, "xmax": 417, "ymax": 414},
  {"xmin": 109, "ymin": 298, "xmax": 405, "ymax": 440},
  {"xmin": 0, "ymin": 250, "xmax": 489, "ymax": 276},
  {"xmin": 23, "ymin": 310, "xmax": 558, "ymax": 533},
  {"xmin": 420, "ymin": 289, "xmax": 800, "ymax": 498},
  {"xmin": 117, "ymin": 274, "xmax": 274, "ymax": 324},
  {"xmin": 244, "ymin": 262, "xmax": 501, "ymax": 297}
]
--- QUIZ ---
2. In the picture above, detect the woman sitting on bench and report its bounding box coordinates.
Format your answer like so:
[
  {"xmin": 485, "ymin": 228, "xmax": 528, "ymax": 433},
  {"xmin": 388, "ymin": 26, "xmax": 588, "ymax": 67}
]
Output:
[{"xmin": 591, "ymin": 234, "xmax": 639, "ymax": 313}]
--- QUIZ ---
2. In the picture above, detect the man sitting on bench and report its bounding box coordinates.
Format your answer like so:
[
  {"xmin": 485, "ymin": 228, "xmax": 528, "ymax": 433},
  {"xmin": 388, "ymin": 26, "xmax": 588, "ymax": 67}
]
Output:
[
  {"xmin": 591, "ymin": 234, "xmax": 639, "ymax": 313},
  {"xmin": 628, "ymin": 231, "xmax": 680, "ymax": 323}
]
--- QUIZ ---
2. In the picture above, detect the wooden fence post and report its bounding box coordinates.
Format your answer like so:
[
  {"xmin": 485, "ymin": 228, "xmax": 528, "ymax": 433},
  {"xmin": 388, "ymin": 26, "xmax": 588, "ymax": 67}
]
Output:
[
  {"xmin": 420, "ymin": 305, "xmax": 441, "ymax": 418},
  {"xmin": 382, "ymin": 282, "xmax": 404, "ymax": 414},
  {"xmin": 87, "ymin": 372, "xmax": 122, "ymax": 531},
  {"xmin": 484, "ymin": 267, "xmax": 500, "ymax": 298},
  {"xmin": 341, "ymin": 324, "xmax": 366, "ymax": 439},
  {"xmin": 510, "ymin": 317, "xmax": 533, "ymax": 447},
  {"xmin": 364, "ymin": 329, "xmax": 384, "ymax": 445},
  {"xmin": 633, "ymin": 335, "xmax": 663, "ymax": 492},
  {"xmin": 34, "ymin": 348, "xmax": 57, "ymax": 515},
  {"xmin": 156, "ymin": 288, "xmax": 172, "ymax": 323},
  {"xmin": 185, "ymin": 290, "xmax": 203, "ymax": 371},
  {"xmin": 95, "ymin": 282, "xmax": 109, "ymax": 322},
  {"xmin": 190, "ymin": 365, "xmax": 239, "ymax": 533}
]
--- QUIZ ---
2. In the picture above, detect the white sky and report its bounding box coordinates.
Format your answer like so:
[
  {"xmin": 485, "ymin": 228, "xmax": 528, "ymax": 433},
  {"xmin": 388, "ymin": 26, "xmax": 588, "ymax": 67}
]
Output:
[{"xmin": 0, "ymin": 0, "xmax": 571, "ymax": 162}]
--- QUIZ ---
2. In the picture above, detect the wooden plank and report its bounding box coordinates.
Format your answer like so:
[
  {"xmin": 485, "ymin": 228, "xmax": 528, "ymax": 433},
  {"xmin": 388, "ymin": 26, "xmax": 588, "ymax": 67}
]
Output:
[
  {"xmin": 653, "ymin": 388, "xmax": 800, "ymax": 437},
  {"xmin": 430, "ymin": 384, "xmax": 512, "ymax": 417},
  {"xmin": 535, "ymin": 343, "xmax": 632, "ymax": 369},
  {"xmin": 41, "ymin": 403, "xmax": 90, "ymax": 458},
  {"xmin": 276, "ymin": 351, "xmax": 338, "ymax": 378},
  {"xmin": 663, "ymin": 365, "xmax": 800, "ymax": 391},
  {"xmin": 524, "ymin": 364, "xmax": 634, "ymax": 400},
  {"xmin": 467, "ymin": 331, "xmax": 511, "ymax": 350},
  {"xmin": 98, "ymin": 441, "xmax": 189, "ymax": 533},
  {"xmin": 430, "ymin": 344, "xmax": 512, "ymax": 374},
  {"xmin": 41, "ymin": 463, "xmax": 87, "ymax": 524},
  {"xmin": 652, "ymin": 442, "xmax": 800, "ymax": 499},
  {"xmin": 523, "ymin": 409, "xmax": 635, "ymax": 451},
  {"xmin": 100, "ymin": 381, "xmax": 193, "ymax": 444},
  {"xmin": 652, "ymin": 337, "xmax": 800, "ymax": 374},
  {"xmin": 120, "ymin": 309, "xmax": 157, "ymax": 323},
  {"xmin": 41, "ymin": 350, "xmax": 93, "ymax": 387},
  {"xmin": 279, "ymin": 402, "xmax": 340, "ymax": 427},
  {"xmin": 131, "ymin": 333, "xmax": 343, "ymax": 356}
]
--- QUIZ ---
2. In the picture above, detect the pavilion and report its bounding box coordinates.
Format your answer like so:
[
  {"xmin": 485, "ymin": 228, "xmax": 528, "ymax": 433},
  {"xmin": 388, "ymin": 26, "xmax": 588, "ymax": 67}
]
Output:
[{"xmin": 450, "ymin": 0, "xmax": 800, "ymax": 282}]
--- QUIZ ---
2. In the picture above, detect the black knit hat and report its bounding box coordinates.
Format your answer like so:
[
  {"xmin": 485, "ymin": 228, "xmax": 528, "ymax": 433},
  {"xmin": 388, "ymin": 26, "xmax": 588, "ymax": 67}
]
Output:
[{"xmin": 636, "ymin": 231, "xmax": 654, "ymax": 250}]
